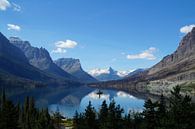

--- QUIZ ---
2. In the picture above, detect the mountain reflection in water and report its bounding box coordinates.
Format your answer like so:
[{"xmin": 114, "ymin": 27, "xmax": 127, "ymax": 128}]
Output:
[{"xmin": 49, "ymin": 89, "xmax": 145, "ymax": 118}]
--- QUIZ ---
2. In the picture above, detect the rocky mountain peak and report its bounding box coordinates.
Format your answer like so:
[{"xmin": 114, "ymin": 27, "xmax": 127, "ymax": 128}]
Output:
[
  {"xmin": 108, "ymin": 67, "xmax": 118, "ymax": 75},
  {"xmin": 55, "ymin": 58, "xmax": 97, "ymax": 83},
  {"xmin": 178, "ymin": 27, "xmax": 195, "ymax": 48},
  {"xmin": 0, "ymin": 34, "xmax": 28, "ymax": 63},
  {"xmin": 9, "ymin": 36, "xmax": 23, "ymax": 42},
  {"xmin": 191, "ymin": 27, "xmax": 195, "ymax": 33},
  {"xmin": 9, "ymin": 37, "xmax": 52, "ymax": 63},
  {"xmin": 147, "ymin": 27, "xmax": 195, "ymax": 81},
  {"xmin": 9, "ymin": 37, "xmax": 75, "ymax": 80},
  {"xmin": 54, "ymin": 58, "xmax": 82, "ymax": 73}
]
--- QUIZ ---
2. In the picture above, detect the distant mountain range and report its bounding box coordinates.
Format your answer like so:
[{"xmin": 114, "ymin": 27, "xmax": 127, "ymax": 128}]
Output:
[
  {"xmin": 54, "ymin": 58, "xmax": 97, "ymax": 83},
  {"xmin": 0, "ymin": 32, "xmax": 99, "ymax": 93},
  {"xmin": 88, "ymin": 67, "xmax": 141, "ymax": 81},
  {"xmin": 1, "ymin": 26, "xmax": 195, "ymax": 98},
  {"xmin": 90, "ymin": 27, "xmax": 195, "ymax": 96},
  {"xmin": 89, "ymin": 67, "xmax": 121, "ymax": 81}
]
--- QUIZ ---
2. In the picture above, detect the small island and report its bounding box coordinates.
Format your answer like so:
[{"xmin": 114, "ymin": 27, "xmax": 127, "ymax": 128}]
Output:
[{"xmin": 96, "ymin": 89, "xmax": 103, "ymax": 98}]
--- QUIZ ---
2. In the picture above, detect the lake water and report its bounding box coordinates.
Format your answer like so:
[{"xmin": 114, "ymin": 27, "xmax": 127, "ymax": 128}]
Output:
[{"xmin": 48, "ymin": 88, "xmax": 145, "ymax": 118}]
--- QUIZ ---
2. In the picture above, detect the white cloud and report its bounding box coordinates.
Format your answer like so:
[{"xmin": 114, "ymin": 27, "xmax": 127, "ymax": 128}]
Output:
[
  {"xmin": 12, "ymin": 2, "xmax": 21, "ymax": 12},
  {"xmin": 126, "ymin": 47, "xmax": 157, "ymax": 60},
  {"xmin": 52, "ymin": 40, "xmax": 78, "ymax": 54},
  {"xmin": 180, "ymin": 24, "xmax": 195, "ymax": 34},
  {"xmin": 55, "ymin": 40, "xmax": 77, "ymax": 48},
  {"xmin": 0, "ymin": 0, "xmax": 10, "ymax": 10},
  {"xmin": 7, "ymin": 24, "xmax": 21, "ymax": 31}
]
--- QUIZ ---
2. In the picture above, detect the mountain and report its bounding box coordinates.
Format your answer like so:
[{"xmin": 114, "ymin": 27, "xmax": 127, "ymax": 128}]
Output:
[
  {"xmin": 127, "ymin": 69, "xmax": 145, "ymax": 77},
  {"xmin": 0, "ymin": 32, "xmax": 53, "ymax": 82},
  {"xmin": 89, "ymin": 67, "xmax": 121, "ymax": 81},
  {"xmin": 90, "ymin": 28, "xmax": 195, "ymax": 96},
  {"xmin": 9, "ymin": 37, "xmax": 76, "ymax": 81},
  {"xmin": 147, "ymin": 28, "xmax": 195, "ymax": 81},
  {"xmin": 54, "ymin": 58, "xmax": 97, "ymax": 83}
]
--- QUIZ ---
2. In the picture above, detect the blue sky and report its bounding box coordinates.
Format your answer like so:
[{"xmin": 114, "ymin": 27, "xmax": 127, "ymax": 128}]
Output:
[{"xmin": 1, "ymin": 0, "xmax": 195, "ymax": 72}]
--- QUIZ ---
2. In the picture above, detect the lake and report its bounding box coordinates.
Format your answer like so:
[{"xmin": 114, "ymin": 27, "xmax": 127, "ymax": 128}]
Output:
[{"xmin": 48, "ymin": 88, "xmax": 145, "ymax": 118}]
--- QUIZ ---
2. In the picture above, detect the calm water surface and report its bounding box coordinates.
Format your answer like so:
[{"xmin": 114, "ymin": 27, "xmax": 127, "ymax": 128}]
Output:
[{"xmin": 48, "ymin": 89, "xmax": 145, "ymax": 118}]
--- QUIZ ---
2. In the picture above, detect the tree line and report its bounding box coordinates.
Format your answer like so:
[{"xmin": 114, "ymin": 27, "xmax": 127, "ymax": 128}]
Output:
[
  {"xmin": 73, "ymin": 86, "xmax": 195, "ymax": 129},
  {"xmin": 0, "ymin": 86, "xmax": 195, "ymax": 129},
  {"xmin": 0, "ymin": 90, "xmax": 64, "ymax": 129}
]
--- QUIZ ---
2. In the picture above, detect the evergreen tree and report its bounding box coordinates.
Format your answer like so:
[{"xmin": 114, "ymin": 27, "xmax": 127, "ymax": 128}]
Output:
[
  {"xmin": 37, "ymin": 109, "xmax": 54, "ymax": 129},
  {"xmin": 0, "ymin": 90, "xmax": 19, "ymax": 129},
  {"xmin": 156, "ymin": 94, "xmax": 167, "ymax": 129},
  {"xmin": 106, "ymin": 99, "xmax": 124, "ymax": 129},
  {"xmin": 52, "ymin": 106, "xmax": 62, "ymax": 129},
  {"xmin": 124, "ymin": 112, "xmax": 133, "ymax": 129},
  {"xmin": 115, "ymin": 104, "xmax": 124, "ymax": 128},
  {"xmin": 0, "ymin": 91, "xmax": 55, "ymax": 129},
  {"xmin": 84, "ymin": 101, "xmax": 97, "ymax": 129},
  {"xmin": 143, "ymin": 99, "xmax": 157, "ymax": 129},
  {"xmin": 132, "ymin": 111, "xmax": 144, "ymax": 129},
  {"xmin": 169, "ymin": 86, "xmax": 194, "ymax": 129},
  {"xmin": 99, "ymin": 100, "xmax": 108, "ymax": 129},
  {"xmin": 73, "ymin": 111, "xmax": 79, "ymax": 129}
]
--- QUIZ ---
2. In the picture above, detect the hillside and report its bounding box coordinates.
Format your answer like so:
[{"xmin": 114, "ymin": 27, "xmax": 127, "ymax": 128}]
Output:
[
  {"xmin": 89, "ymin": 28, "xmax": 195, "ymax": 96},
  {"xmin": 10, "ymin": 37, "xmax": 76, "ymax": 81},
  {"xmin": 0, "ymin": 32, "xmax": 81, "ymax": 90}
]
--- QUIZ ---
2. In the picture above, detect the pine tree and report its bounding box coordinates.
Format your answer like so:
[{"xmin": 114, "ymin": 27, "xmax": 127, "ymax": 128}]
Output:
[
  {"xmin": 52, "ymin": 106, "xmax": 62, "ymax": 129},
  {"xmin": 156, "ymin": 94, "xmax": 167, "ymax": 129},
  {"xmin": 115, "ymin": 104, "xmax": 124, "ymax": 128},
  {"xmin": 131, "ymin": 111, "xmax": 144, "ymax": 129},
  {"xmin": 143, "ymin": 99, "xmax": 157, "ymax": 129},
  {"xmin": 73, "ymin": 111, "xmax": 79, "ymax": 129},
  {"xmin": 169, "ymin": 86, "xmax": 195, "ymax": 129},
  {"xmin": 84, "ymin": 101, "xmax": 97, "ymax": 129},
  {"xmin": 99, "ymin": 100, "xmax": 108, "ymax": 129},
  {"xmin": 124, "ymin": 112, "xmax": 133, "ymax": 129},
  {"xmin": 107, "ymin": 99, "xmax": 116, "ymax": 129},
  {"xmin": 0, "ymin": 90, "xmax": 19, "ymax": 129},
  {"xmin": 23, "ymin": 96, "xmax": 31, "ymax": 129}
]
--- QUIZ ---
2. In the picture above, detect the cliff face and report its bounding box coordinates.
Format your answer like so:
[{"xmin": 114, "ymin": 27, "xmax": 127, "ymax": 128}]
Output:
[
  {"xmin": 0, "ymin": 33, "xmax": 53, "ymax": 82},
  {"xmin": 55, "ymin": 58, "xmax": 97, "ymax": 83},
  {"xmin": 55, "ymin": 58, "xmax": 81, "ymax": 73},
  {"xmin": 147, "ymin": 27, "xmax": 195, "ymax": 81},
  {"xmin": 91, "ymin": 28, "xmax": 195, "ymax": 96},
  {"xmin": 10, "ymin": 37, "xmax": 76, "ymax": 80},
  {"xmin": 0, "ymin": 34, "xmax": 28, "ymax": 64}
]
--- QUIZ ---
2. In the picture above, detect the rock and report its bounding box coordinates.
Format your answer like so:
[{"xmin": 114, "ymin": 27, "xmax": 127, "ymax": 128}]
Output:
[
  {"xmin": 55, "ymin": 58, "xmax": 97, "ymax": 83},
  {"xmin": 147, "ymin": 27, "xmax": 195, "ymax": 81},
  {"xmin": 10, "ymin": 37, "xmax": 76, "ymax": 80}
]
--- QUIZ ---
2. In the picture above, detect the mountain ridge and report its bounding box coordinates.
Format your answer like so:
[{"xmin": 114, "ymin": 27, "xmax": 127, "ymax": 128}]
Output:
[
  {"xmin": 0, "ymin": 32, "xmax": 54, "ymax": 83},
  {"xmin": 89, "ymin": 28, "xmax": 195, "ymax": 96},
  {"xmin": 9, "ymin": 37, "xmax": 76, "ymax": 81},
  {"xmin": 89, "ymin": 67, "xmax": 122, "ymax": 81},
  {"xmin": 54, "ymin": 58, "xmax": 97, "ymax": 83}
]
